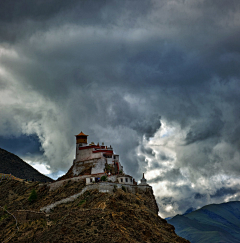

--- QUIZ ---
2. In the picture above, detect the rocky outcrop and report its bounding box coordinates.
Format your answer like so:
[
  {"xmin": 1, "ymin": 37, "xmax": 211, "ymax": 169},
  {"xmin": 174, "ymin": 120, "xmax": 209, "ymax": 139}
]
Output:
[
  {"xmin": 58, "ymin": 160, "xmax": 93, "ymax": 180},
  {"xmin": 58, "ymin": 157, "xmax": 107, "ymax": 181}
]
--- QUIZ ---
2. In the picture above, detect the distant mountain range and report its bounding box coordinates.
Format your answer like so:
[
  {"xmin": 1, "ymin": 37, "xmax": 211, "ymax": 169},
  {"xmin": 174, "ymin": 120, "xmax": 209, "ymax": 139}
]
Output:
[
  {"xmin": 168, "ymin": 201, "xmax": 240, "ymax": 243},
  {"xmin": 0, "ymin": 148, "xmax": 53, "ymax": 182}
]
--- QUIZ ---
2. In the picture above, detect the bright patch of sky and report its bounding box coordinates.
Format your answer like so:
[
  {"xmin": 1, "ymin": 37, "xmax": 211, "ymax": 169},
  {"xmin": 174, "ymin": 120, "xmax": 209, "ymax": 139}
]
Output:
[
  {"xmin": 26, "ymin": 161, "xmax": 51, "ymax": 175},
  {"xmin": 26, "ymin": 161, "xmax": 64, "ymax": 180}
]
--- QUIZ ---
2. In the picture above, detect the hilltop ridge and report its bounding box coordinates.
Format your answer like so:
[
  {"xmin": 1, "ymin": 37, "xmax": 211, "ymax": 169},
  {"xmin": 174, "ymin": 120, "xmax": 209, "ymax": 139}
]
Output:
[
  {"xmin": 0, "ymin": 178, "xmax": 190, "ymax": 242},
  {"xmin": 0, "ymin": 148, "xmax": 53, "ymax": 182}
]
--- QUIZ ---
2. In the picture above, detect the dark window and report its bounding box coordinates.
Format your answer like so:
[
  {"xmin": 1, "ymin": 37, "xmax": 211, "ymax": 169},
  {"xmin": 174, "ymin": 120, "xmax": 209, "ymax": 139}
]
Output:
[
  {"xmin": 121, "ymin": 178, "xmax": 123, "ymax": 182},
  {"xmin": 125, "ymin": 178, "xmax": 128, "ymax": 182},
  {"xmin": 90, "ymin": 178, "xmax": 92, "ymax": 182}
]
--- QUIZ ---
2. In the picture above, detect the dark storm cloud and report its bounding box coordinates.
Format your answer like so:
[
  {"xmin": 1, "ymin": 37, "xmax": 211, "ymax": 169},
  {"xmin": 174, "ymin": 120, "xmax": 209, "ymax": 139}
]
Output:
[
  {"xmin": 0, "ymin": 0, "xmax": 152, "ymax": 43},
  {"xmin": 184, "ymin": 109, "xmax": 224, "ymax": 145},
  {"xmin": 148, "ymin": 169, "xmax": 183, "ymax": 183},
  {"xmin": 194, "ymin": 193, "xmax": 206, "ymax": 200},
  {"xmin": 148, "ymin": 161, "xmax": 162, "ymax": 170},
  {"xmin": 132, "ymin": 116, "xmax": 161, "ymax": 139},
  {"xmin": 160, "ymin": 196, "xmax": 174, "ymax": 206},
  {"xmin": 0, "ymin": 134, "xmax": 42, "ymax": 157},
  {"xmin": 157, "ymin": 152, "xmax": 173, "ymax": 162},
  {"xmin": 140, "ymin": 145, "xmax": 155, "ymax": 157},
  {"xmin": 156, "ymin": 183, "xmax": 200, "ymax": 217},
  {"xmin": 210, "ymin": 187, "xmax": 238, "ymax": 199},
  {"xmin": 1, "ymin": 0, "xmax": 240, "ymax": 217},
  {"xmin": 0, "ymin": 0, "xmax": 78, "ymax": 43},
  {"xmin": 0, "ymin": 0, "xmax": 77, "ymax": 22}
]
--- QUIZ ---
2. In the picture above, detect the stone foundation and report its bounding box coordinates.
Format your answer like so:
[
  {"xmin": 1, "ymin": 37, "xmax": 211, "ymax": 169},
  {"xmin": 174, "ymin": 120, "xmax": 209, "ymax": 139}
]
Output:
[{"xmin": 41, "ymin": 182, "xmax": 158, "ymax": 215}]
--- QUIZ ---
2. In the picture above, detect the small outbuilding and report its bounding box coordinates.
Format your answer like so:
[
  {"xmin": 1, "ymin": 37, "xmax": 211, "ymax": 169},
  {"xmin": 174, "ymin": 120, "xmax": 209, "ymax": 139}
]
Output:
[
  {"xmin": 86, "ymin": 177, "xmax": 96, "ymax": 185},
  {"xmin": 117, "ymin": 175, "xmax": 134, "ymax": 185}
]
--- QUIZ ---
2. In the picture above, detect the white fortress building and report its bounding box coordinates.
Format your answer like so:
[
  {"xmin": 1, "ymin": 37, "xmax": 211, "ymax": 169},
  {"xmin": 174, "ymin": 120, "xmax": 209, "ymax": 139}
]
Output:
[
  {"xmin": 41, "ymin": 131, "xmax": 155, "ymax": 214},
  {"xmin": 58, "ymin": 131, "xmax": 149, "ymax": 188},
  {"xmin": 72, "ymin": 131, "xmax": 124, "ymax": 177}
]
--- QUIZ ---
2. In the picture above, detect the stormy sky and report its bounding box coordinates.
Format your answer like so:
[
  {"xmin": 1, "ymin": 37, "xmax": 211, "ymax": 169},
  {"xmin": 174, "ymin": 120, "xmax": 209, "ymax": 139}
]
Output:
[{"xmin": 1, "ymin": 0, "xmax": 240, "ymax": 217}]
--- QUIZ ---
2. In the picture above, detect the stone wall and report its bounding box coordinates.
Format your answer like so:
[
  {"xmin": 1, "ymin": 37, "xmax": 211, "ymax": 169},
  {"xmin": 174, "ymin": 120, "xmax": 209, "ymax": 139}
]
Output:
[
  {"xmin": 41, "ymin": 182, "xmax": 159, "ymax": 215},
  {"xmin": 107, "ymin": 175, "xmax": 117, "ymax": 182},
  {"xmin": 83, "ymin": 183, "xmax": 158, "ymax": 214}
]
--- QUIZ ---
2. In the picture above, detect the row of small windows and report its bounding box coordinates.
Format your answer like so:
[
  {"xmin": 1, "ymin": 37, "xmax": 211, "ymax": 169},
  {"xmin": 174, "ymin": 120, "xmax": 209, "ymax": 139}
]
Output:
[
  {"xmin": 120, "ymin": 178, "xmax": 132, "ymax": 183},
  {"xmin": 90, "ymin": 178, "xmax": 132, "ymax": 183}
]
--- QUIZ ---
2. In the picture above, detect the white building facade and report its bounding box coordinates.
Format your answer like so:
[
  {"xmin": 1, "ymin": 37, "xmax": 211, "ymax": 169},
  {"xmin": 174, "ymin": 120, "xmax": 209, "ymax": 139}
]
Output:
[{"xmin": 72, "ymin": 132, "xmax": 124, "ymax": 176}]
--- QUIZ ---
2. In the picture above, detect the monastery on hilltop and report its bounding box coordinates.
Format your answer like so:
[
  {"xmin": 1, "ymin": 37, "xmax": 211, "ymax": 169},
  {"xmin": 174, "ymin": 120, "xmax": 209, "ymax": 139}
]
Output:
[
  {"xmin": 59, "ymin": 131, "xmax": 148, "ymax": 186},
  {"xmin": 74, "ymin": 131, "xmax": 124, "ymax": 176},
  {"xmin": 41, "ymin": 131, "xmax": 154, "ymax": 213}
]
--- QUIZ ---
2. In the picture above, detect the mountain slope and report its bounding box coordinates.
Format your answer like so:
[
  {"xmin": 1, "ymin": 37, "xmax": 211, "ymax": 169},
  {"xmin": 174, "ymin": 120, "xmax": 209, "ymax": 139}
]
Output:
[
  {"xmin": 168, "ymin": 201, "xmax": 240, "ymax": 243},
  {"xmin": 0, "ymin": 148, "xmax": 53, "ymax": 182},
  {"xmin": 0, "ymin": 179, "xmax": 189, "ymax": 243}
]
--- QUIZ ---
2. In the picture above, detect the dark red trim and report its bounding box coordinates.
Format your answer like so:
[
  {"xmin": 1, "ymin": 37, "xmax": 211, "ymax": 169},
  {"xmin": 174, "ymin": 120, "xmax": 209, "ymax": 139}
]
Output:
[
  {"xmin": 77, "ymin": 144, "xmax": 113, "ymax": 150},
  {"xmin": 92, "ymin": 150, "xmax": 113, "ymax": 154},
  {"xmin": 116, "ymin": 162, "xmax": 119, "ymax": 172},
  {"xmin": 78, "ymin": 145, "xmax": 99, "ymax": 150}
]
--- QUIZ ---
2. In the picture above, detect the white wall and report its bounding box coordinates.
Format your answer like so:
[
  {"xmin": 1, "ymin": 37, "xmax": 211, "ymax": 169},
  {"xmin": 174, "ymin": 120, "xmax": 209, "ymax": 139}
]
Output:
[
  {"xmin": 107, "ymin": 158, "xmax": 113, "ymax": 164},
  {"xmin": 118, "ymin": 161, "xmax": 124, "ymax": 172},
  {"xmin": 117, "ymin": 177, "xmax": 133, "ymax": 185},
  {"xmin": 73, "ymin": 165, "xmax": 86, "ymax": 176},
  {"xmin": 76, "ymin": 148, "xmax": 92, "ymax": 161},
  {"xmin": 75, "ymin": 147, "xmax": 102, "ymax": 161},
  {"xmin": 86, "ymin": 177, "xmax": 95, "ymax": 185},
  {"xmin": 91, "ymin": 158, "xmax": 106, "ymax": 174}
]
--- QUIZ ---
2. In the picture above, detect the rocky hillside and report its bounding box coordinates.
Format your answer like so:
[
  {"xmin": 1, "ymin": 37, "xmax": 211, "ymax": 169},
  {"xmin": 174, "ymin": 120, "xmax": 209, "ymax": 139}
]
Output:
[
  {"xmin": 0, "ymin": 148, "xmax": 53, "ymax": 182},
  {"xmin": 168, "ymin": 201, "xmax": 240, "ymax": 243},
  {"xmin": 0, "ymin": 178, "xmax": 189, "ymax": 243},
  {"xmin": 58, "ymin": 162, "xmax": 85, "ymax": 180}
]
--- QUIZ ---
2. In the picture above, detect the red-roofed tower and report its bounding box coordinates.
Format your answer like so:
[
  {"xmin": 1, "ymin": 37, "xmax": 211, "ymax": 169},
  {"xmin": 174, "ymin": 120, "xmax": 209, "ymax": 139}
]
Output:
[{"xmin": 75, "ymin": 131, "xmax": 88, "ymax": 145}]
